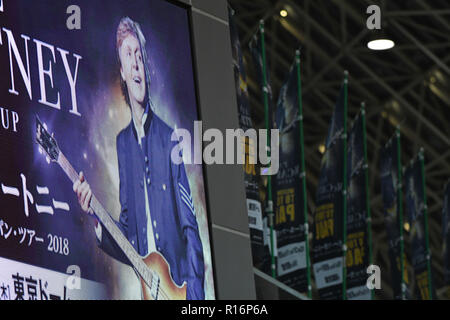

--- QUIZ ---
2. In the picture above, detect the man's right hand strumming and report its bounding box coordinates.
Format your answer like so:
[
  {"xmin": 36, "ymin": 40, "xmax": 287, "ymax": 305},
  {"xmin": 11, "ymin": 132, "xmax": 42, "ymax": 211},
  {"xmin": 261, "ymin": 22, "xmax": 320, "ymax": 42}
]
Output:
[{"xmin": 73, "ymin": 171, "xmax": 93, "ymax": 214}]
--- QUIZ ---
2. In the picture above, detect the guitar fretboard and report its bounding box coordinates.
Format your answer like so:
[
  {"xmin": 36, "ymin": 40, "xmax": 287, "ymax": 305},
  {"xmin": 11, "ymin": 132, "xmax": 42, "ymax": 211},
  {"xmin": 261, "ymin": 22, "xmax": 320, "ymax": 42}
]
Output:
[{"xmin": 57, "ymin": 152, "xmax": 153, "ymax": 288}]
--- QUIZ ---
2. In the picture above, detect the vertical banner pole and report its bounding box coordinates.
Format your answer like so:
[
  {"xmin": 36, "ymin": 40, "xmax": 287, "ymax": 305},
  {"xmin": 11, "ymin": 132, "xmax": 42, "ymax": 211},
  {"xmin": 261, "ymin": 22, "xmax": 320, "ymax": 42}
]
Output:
[
  {"xmin": 419, "ymin": 148, "xmax": 433, "ymax": 299},
  {"xmin": 296, "ymin": 49, "xmax": 312, "ymax": 298},
  {"xmin": 342, "ymin": 71, "xmax": 349, "ymax": 300},
  {"xmin": 259, "ymin": 20, "xmax": 276, "ymax": 279},
  {"xmin": 361, "ymin": 102, "xmax": 374, "ymax": 300},
  {"xmin": 396, "ymin": 127, "xmax": 406, "ymax": 300}
]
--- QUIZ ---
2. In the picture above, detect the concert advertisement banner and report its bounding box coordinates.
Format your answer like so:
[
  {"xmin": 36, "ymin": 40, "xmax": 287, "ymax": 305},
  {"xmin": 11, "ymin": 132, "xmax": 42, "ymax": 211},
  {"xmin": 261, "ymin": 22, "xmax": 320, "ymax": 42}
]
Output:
[
  {"xmin": 249, "ymin": 27, "xmax": 275, "ymax": 274},
  {"xmin": 380, "ymin": 137, "xmax": 410, "ymax": 299},
  {"xmin": 273, "ymin": 61, "xmax": 308, "ymax": 292},
  {"xmin": 312, "ymin": 84, "xmax": 345, "ymax": 300},
  {"xmin": 404, "ymin": 157, "xmax": 433, "ymax": 299},
  {"xmin": 0, "ymin": 0, "xmax": 215, "ymax": 300},
  {"xmin": 443, "ymin": 181, "xmax": 450, "ymax": 296},
  {"xmin": 228, "ymin": 7, "xmax": 265, "ymax": 270},
  {"xmin": 345, "ymin": 114, "xmax": 370, "ymax": 300}
]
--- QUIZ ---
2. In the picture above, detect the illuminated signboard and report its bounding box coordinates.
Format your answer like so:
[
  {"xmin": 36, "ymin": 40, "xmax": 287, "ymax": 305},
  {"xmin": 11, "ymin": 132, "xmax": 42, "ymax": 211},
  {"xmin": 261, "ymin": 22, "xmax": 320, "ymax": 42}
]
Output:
[{"xmin": 0, "ymin": 0, "xmax": 215, "ymax": 300}]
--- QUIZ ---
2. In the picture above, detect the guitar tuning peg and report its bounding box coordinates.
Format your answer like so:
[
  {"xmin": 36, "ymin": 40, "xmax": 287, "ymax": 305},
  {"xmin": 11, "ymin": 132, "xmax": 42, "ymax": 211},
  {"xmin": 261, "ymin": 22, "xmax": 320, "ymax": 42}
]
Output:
[
  {"xmin": 43, "ymin": 123, "xmax": 48, "ymax": 130},
  {"xmin": 46, "ymin": 156, "xmax": 51, "ymax": 164},
  {"xmin": 38, "ymin": 146, "xmax": 43, "ymax": 154},
  {"xmin": 51, "ymin": 132, "xmax": 54, "ymax": 137}
]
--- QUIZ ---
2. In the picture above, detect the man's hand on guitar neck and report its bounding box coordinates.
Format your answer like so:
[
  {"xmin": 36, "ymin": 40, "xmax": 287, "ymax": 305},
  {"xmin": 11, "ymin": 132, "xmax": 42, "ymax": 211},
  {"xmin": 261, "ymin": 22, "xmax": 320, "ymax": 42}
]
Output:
[{"xmin": 73, "ymin": 171, "xmax": 94, "ymax": 215}]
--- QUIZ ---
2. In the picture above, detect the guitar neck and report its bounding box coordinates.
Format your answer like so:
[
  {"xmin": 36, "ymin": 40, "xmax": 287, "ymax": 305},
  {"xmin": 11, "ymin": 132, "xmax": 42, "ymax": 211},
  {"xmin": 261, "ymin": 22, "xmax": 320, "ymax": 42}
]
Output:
[{"xmin": 57, "ymin": 152, "xmax": 153, "ymax": 286}]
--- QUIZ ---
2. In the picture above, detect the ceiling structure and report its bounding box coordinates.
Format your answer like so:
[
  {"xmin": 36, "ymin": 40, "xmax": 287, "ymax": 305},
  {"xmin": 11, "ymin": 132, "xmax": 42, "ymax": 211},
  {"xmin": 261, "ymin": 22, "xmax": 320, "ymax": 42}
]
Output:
[{"xmin": 229, "ymin": 0, "xmax": 450, "ymax": 299}]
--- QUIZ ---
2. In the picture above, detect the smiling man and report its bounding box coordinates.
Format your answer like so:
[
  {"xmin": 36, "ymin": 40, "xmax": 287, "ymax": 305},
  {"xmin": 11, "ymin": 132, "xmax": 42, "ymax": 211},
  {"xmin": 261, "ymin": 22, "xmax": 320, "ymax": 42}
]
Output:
[{"xmin": 73, "ymin": 17, "xmax": 205, "ymax": 300}]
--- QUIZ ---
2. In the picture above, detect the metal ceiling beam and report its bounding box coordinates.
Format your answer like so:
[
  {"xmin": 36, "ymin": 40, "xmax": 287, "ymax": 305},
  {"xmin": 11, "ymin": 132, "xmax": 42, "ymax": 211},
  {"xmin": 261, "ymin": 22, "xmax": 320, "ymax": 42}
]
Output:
[
  {"xmin": 416, "ymin": 0, "xmax": 450, "ymax": 31},
  {"xmin": 386, "ymin": 9, "xmax": 450, "ymax": 17},
  {"xmin": 321, "ymin": 2, "xmax": 446, "ymax": 214},
  {"xmin": 392, "ymin": 21, "xmax": 450, "ymax": 76},
  {"xmin": 285, "ymin": 7, "xmax": 450, "ymax": 207},
  {"xmin": 427, "ymin": 150, "xmax": 450, "ymax": 171},
  {"xmin": 351, "ymin": 57, "xmax": 450, "ymax": 146},
  {"xmin": 230, "ymin": 0, "xmax": 449, "ymax": 298},
  {"xmin": 330, "ymin": 0, "xmax": 450, "ymax": 148},
  {"xmin": 302, "ymin": 29, "xmax": 369, "ymax": 95},
  {"xmin": 241, "ymin": 2, "xmax": 281, "ymax": 45},
  {"xmin": 282, "ymin": 0, "xmax": 381, "ymax": 106},
  {"xmin": 397, "ymin": 17, "xmax": 450, "ymax": 42}
]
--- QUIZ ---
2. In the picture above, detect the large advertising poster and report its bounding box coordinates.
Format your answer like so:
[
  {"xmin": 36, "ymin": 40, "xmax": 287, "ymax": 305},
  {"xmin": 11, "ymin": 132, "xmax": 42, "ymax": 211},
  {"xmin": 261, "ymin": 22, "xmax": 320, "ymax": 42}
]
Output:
[{"xmin": 0, "ymin": 0, "xmax": 215, "ymax": 300}]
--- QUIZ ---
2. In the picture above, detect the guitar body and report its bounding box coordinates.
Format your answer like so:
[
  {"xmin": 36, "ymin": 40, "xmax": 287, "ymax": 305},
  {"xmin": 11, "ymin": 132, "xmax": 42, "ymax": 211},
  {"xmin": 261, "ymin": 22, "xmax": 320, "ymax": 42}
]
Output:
[{"xmin": 140, "ymin": 251, "xmax": 187, "ymax": 300}]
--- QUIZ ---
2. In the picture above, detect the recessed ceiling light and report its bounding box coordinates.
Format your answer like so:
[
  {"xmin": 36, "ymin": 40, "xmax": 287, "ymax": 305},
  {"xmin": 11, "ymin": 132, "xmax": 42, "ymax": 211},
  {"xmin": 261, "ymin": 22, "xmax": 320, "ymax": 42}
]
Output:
[
  {"xmin": 280, "ymin": 9, "xmax": 288, "ymax": 17},
  {"xmin": 404, "ymin": 222, "xmax": 410, "ymax": 232},
  {"xmin": 318, "ymin": 144, "xmax": 325, "ymax": 154},
  {"xmin": 367, "ymin": 39, "xmax": 395, "ymax": 50}
]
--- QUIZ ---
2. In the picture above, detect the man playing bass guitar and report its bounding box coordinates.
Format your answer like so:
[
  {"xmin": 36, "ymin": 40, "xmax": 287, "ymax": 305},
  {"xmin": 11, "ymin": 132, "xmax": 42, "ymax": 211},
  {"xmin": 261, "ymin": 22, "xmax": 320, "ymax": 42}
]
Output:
[{"xmin": 73, "ymin": 17, "xmax": 205, "ymax": 300}]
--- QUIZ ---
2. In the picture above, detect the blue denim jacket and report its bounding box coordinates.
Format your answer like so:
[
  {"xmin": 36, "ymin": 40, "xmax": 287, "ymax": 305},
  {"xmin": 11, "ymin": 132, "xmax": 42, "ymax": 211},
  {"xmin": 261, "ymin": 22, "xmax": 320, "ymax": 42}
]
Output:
[{"xmin": 98, "ymin": 107, "xmax": 205, "ymax": 300}]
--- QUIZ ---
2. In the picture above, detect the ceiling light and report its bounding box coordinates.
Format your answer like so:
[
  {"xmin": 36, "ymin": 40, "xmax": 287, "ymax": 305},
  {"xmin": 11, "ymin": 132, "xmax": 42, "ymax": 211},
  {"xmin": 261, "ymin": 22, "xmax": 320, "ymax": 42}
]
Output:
[
  {"xmin": 404, "ymin": 222, "xmax": 410, "ymax": 232},
  {"xmin": 280, "ymin": 9, "xmax": 288, "ymax": 17},
  {"xmin": 318, "ymin": 144, "xmax": 325, "ymax": 154},
  {"xmin": 367, "ymin": 39, "xmax": 395, "ymax": 50}
]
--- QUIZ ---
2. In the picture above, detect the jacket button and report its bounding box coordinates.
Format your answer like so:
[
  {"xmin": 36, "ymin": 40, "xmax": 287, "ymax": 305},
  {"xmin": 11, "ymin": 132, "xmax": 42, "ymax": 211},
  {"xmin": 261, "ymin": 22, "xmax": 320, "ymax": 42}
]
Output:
[
  {"xmin": 155, "ymin": 233, "xmax": 159, "ymax": 240},
  {"xmin": 153, "ymin": 220, "xmax": 156, "ymax": 228},
  {"xmin": 157, "ymin": 247, "xmax": 161, "ymax": 251},
  {"xmin": 162, "ymin": 184, "xmax": 166, "ymax": 191},
  {"xmin": 146, "ymin": 167, "xmax": 149, "ymax": 174},
  {"xmin": 131, "ymin": 240, "xmax": 135, "ymax": 245},
  {"xmin": 145, "ymin": 156, "xmax": 149, "ymax": 163},
  {"xmin": 147, "ymin": 177, "xmax": 151, "ymax": 185}
]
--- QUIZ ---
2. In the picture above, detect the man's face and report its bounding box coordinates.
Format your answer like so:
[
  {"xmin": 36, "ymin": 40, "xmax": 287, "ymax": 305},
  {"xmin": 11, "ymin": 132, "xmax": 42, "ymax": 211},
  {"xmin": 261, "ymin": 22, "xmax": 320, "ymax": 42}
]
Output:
[{"xmin": 119, "ymin": 34, "xmax": 146, "ymax": 107}]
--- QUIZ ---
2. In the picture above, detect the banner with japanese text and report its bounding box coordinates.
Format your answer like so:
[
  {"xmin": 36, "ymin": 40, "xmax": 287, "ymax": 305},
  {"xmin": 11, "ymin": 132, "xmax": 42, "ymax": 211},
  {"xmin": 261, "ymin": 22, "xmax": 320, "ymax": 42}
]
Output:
[
  {"xmin": 404, "ymin": 156, "xmax": 434, "ymax": 299},
  {"xmin": 273, "ymin": 60, "xmax": 308, "ymax": 292},
  {"xmin": 345, "ymin": 113, "xmax": 370, "ymax": 300},
  {"xmin": 312, "ymin": 84, "xmax": 346, "ymax": 300},
  {"xmin": 249, "ymin": 25, "xmax": 275, "ymax": 275},
  {"xmin": 380, "ymin": 137, "xmax": 410, "ymax": 299},
  {"xmin": 228, "ymin": 7, "xmax": 266, "ymax": 270},
  {"xmin": 0, "ymin": 0, "xmax": 215, "ymax": 300}
]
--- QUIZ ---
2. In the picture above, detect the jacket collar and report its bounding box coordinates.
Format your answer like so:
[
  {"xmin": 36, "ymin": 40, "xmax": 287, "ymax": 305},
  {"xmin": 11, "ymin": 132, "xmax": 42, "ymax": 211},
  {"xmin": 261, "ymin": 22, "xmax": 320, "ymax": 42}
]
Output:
[{"xmin": 131, "ymin": 101, "xmax": 153, "ymax": 142}]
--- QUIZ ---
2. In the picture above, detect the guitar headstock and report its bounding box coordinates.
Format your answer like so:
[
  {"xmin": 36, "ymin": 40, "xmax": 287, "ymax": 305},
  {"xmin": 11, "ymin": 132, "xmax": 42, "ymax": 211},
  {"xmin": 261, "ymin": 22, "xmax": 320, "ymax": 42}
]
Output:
[{"xmin": 35, "ymin": 116, "xmax": 60, "ymax": 164}]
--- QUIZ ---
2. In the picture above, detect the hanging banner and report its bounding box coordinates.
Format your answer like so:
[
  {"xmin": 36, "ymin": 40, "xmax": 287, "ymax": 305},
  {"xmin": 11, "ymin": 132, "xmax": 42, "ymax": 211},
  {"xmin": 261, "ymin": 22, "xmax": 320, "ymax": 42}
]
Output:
[
  {"xmin": 345, "ymin": 113, "xmax": 370, "ymax": 300},
  {"xmin": 312, "ymin": 83, "xmax": 346, "ymax": 300},
  {"xmin": 404, "ymin": 155, "xmax": 433, "ymax": 299},
  {"xmin": 443, "ymin": 181, "xmax": 450, "ymax": 298},
  {"xmin": 249, "ymin": 24, "xmax": 275, "ymax": 275},
  {"xmin": 228, "ymin": 7, "xmax": 265, "ymax": 270},
  {"xmin": 380, "ymin": 135, "xmax": 409, "ymax": 299},
  {"xmin": 248, "ymin": 26, "xmax": 275, "ymax": 139},
  {"xmin": 273, "ymin": 59, "xmax": 308, "ymax": 292},
  {"xmin": 0, "ymin": 0, "xmax": 216, "ymax": 300}
]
